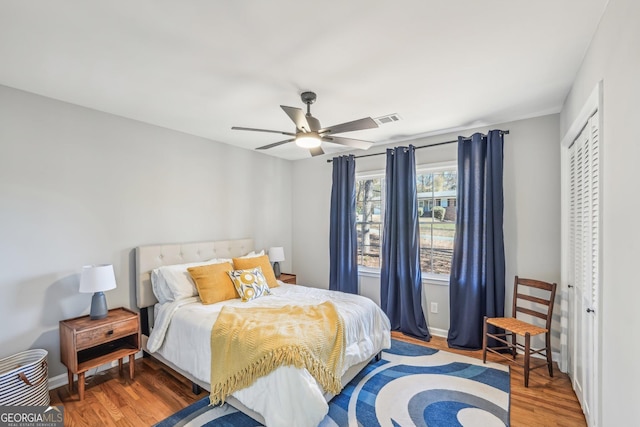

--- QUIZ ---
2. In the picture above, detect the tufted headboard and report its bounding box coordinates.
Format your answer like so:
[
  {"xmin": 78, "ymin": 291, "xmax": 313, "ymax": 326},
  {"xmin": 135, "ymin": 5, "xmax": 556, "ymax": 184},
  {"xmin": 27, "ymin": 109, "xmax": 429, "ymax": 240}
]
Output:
[{"xmin": 135, "ymin": 238, "xmax": 254, "ymax": 309}]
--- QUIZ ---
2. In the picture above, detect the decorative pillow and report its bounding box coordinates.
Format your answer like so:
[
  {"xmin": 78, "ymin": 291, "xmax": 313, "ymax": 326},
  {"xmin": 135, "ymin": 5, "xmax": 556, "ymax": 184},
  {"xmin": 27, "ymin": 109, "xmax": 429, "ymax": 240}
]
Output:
[
  {"xmin": 151, "ymin": 259, "xmax": 232, "ymax": 303},
  {"xmin": 227, "ymin": 267, "xmax": 271, "ymax": 302},
  {"xmin": 232, "ymin": 254, "xmax": 279, "ymax": 289},
  {"xmin": 187, "ymin": 262, "xmax": 238, "ymax": 305}
]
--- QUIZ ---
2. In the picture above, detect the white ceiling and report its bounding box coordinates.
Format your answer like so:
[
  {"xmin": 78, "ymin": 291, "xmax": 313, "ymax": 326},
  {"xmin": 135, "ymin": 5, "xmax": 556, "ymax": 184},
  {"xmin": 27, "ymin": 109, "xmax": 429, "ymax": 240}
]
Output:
[{"xmin": 0, "ymin": 1, "xmax": 608, "ymax": 160}]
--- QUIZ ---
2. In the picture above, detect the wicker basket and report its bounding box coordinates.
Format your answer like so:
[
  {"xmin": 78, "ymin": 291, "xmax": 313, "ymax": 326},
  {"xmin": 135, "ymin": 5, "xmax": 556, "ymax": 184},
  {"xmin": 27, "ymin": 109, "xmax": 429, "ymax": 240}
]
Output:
[{"xmin": 0, "ymin": 349, "xmax": 49, "ymax": 406}]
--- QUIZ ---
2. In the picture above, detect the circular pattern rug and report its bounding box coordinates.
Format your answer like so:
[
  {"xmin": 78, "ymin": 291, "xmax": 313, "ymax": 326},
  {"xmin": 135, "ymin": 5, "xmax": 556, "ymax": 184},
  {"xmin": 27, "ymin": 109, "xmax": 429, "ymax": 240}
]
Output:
[{"xmin": 155, "ymin": 339, "xmax": 510, "ymax": 427}]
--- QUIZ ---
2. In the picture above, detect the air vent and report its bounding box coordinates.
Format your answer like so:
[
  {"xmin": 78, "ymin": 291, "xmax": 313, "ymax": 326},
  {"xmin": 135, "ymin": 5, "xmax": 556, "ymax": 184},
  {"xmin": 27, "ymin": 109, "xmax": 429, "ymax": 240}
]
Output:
[{"xmin": 374, "ymin": 114, "xmax": 401, "ymax": 125}]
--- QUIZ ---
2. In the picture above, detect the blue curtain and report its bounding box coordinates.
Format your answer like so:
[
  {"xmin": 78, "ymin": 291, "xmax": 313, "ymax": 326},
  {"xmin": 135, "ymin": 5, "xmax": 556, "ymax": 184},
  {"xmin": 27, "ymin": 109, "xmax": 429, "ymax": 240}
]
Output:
[
  {"xmin": 448, "ymin": 130, "xmax": 505, "ymax": 349},
  {"xmin": 380, "ymin": 146, "xmax": 430, "ymax": 340},
  {"xmin": 329, "ymin": 155, "xmax": 358, "ymax": 294}
]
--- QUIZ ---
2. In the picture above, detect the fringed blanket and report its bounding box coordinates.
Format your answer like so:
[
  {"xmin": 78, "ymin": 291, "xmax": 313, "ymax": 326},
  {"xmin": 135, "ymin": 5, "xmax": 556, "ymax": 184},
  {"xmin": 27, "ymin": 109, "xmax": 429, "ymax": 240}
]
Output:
[{"xmin": 209, "ymin": 301, "xmax": 345, "ymax": 405}]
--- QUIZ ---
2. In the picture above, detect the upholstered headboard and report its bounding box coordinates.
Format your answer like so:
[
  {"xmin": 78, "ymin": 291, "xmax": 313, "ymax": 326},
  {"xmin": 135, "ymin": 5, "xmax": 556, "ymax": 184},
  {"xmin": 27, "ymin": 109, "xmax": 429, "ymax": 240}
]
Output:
[{"xmin": 135, "ymin": 238, "xmax": 254, "ymax": 309}]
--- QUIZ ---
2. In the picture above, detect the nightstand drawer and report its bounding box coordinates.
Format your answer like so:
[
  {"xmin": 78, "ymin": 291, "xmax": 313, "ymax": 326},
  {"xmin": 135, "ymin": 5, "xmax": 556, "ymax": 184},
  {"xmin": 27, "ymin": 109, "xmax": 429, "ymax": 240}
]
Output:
[{"xmin": 76, "ymin": 318, "xmax": 139, "ymax": 350}]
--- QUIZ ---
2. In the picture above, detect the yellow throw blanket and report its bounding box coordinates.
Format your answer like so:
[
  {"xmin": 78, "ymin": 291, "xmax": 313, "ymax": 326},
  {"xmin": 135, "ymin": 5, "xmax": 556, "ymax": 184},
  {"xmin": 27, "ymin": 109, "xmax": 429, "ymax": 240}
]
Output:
[{"xmin": 209, "ymin": 301, "xmax": 345, "ymax": 405}]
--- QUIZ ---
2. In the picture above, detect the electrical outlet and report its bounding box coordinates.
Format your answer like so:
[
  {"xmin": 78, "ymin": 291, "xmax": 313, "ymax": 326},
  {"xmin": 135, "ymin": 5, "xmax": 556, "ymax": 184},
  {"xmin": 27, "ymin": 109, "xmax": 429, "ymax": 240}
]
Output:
[{"xmin": 430, "ymin": 302, "xmax": 438, "ymax": 313}]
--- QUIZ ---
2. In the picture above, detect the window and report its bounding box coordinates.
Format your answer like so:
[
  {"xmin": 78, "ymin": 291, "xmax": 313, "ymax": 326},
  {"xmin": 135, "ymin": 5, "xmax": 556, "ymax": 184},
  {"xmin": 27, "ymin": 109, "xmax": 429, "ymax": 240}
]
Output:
[
  {"xmin": 356, "ymin": 175, "xmax": 383, "ymax": 269},
  {"xmin": 416, "ymin": 168, "xmax": 457, "ymax": 276},
  {"xmin": 356, "ymin": 164, "xmax": 457, "ymax": 278}
]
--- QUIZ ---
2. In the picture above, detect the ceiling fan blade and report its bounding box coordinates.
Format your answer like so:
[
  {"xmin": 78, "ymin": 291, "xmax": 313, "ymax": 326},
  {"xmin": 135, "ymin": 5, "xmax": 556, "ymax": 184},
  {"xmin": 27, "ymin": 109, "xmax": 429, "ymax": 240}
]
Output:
[
  {"xmin": 281, "ymin": 106, "xmax": 311, "ymax": 132},
  {"xmin": 322, "ymin": 136, "xmax": 373, "ymax": 150},
  {"xmin": 232, "ymin": 126, "xmax": 296, "ymax": 137},
  {"xmin": 256, "ymin": 138, "xmax": 296, "ymax": 150},
  {"xmin": 318, "ymin": 117, "xmax": 378, "ymax": 135},
  {"xmin": 306, "ymin": 114, "xmax": 321, "ymax": 132},
  {"xmin": 309, "ymin": 146, "xmax": 324, "ymax": 157}
]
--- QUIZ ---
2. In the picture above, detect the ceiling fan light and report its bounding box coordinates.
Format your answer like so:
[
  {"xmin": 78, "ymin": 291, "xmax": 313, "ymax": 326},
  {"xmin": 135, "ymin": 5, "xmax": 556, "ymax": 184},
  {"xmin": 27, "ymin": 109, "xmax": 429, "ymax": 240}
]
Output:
[{"xmin": 296, "ymin": 133, "xmax": 321, "ymax": 148}]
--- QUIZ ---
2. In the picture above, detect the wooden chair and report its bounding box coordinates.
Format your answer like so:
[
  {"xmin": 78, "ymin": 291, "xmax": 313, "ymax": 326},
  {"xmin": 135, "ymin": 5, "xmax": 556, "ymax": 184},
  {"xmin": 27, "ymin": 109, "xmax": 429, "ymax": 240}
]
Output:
[{"xmin": 482, "ymin": 276, "xmax": 557, "ymax": 387}]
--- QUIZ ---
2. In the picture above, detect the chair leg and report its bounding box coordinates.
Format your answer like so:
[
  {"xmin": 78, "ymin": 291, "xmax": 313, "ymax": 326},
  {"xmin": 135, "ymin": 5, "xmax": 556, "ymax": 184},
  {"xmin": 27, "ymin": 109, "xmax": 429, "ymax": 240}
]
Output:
[
  {"xmin": 511, "ymin": 329, "xmax": 517, "ymax": 359},
  {"xmin": 482, "ymin": 316, "xmax": 488, "ymax": 363},
  {"xmin": 524, "ymin": 332, "xmax": 531, "ymax": 387},
  {"xmin": 546, "ymin": 332, "xmax": 554, "ymax": 377}
]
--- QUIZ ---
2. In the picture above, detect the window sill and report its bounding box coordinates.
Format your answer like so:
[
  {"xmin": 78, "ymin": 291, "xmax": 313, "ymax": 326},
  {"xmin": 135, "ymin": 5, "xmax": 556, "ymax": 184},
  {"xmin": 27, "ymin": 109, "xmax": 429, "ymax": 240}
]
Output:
[
  {"xmin": 422, "ymin": 274, "xmax": 450, "ymax": 287},
  {"xmin": 358, "ymin": 267, "xmax": 381, "ymax": 278},
  {"xmin": 357, "ymin": 268, "xmax": 450, "ymax": 286}
]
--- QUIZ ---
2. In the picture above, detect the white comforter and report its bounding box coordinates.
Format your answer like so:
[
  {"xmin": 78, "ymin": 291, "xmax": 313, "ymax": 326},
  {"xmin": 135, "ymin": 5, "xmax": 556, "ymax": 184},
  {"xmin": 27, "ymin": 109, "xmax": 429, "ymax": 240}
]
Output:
[{"xmin": 147, "ymin": 282, "xmax": 391, "ymax": 427}]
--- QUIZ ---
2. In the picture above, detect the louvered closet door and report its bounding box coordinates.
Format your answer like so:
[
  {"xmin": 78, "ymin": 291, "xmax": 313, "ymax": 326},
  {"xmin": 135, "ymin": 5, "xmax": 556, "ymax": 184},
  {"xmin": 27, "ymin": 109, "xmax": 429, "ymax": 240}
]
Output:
[{"xmin": 568, "ymin": 112, "xmax": 599, "ymax": 426}]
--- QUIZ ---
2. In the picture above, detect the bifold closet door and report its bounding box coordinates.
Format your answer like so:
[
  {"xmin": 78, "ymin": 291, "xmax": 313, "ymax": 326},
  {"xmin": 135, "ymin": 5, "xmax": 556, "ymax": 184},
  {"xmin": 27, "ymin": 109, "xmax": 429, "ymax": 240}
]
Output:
[{"xmin": 568, "ymin": 112, "xmax": 599, "ymax": 426}]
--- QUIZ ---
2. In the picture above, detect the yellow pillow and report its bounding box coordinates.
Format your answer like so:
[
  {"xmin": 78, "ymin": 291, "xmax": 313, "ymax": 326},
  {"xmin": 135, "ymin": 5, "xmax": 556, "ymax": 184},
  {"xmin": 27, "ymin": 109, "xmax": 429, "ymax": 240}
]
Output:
[
  {"xmin": 232, "ymin": 254, "xmax": 279, "ymax": 288},
  {"xmin": 187, "ymin": 262, "xmax": 238, "ymax": 304},
  {"xmin": 227, "ymin": 267, "xmax": 271, "ymax": 302}
]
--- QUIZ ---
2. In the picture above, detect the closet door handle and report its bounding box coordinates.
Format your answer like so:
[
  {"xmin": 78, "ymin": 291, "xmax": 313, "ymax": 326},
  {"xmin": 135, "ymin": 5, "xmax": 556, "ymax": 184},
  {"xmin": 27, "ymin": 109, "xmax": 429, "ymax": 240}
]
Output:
[{"xmin": 586, "ymin": 308, "xmax": 595, "ymax": 313}]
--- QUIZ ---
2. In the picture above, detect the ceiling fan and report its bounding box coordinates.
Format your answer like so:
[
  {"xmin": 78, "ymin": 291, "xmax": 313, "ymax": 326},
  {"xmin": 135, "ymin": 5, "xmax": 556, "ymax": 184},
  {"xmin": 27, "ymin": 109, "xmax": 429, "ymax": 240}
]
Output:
[{"xmin": 232, "ymin": 91, "xmax": 379, "ymax": 157}]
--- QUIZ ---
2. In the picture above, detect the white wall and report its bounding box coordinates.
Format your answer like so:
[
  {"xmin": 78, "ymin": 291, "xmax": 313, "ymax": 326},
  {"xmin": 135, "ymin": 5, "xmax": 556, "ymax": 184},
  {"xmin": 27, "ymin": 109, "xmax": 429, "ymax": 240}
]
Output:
[
  {"xmin": 292, "ymin": 114, "xmax": 561, "ymax": 342},
  {"xmin": 0, "ymin": 85, "xmax": 293, "ymax": 378},
  {"xmin": 560, "ymin": 0, "xmax": 640, "ymax": 424}
]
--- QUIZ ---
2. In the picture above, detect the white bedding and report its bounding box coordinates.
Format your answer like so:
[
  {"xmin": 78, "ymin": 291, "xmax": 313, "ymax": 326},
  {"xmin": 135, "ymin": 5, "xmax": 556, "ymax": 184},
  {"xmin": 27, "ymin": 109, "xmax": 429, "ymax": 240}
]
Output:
[{"xmin": 147, "ymin": 282, "xmax": 391, "ymax": 427}]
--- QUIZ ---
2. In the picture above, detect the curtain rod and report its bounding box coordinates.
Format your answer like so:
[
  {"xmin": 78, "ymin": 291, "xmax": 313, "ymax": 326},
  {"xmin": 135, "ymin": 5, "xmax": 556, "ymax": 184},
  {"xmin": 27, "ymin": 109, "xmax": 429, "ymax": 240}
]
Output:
[{"xmin": 325, "ymin": 130, "xmax": 509, "ymax": 163}]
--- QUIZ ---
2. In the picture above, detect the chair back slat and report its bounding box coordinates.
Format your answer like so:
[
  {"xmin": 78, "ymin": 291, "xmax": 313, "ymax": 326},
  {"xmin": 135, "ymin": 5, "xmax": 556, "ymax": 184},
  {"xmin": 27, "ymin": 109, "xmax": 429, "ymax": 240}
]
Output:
[
  {"xmin": 517, "ymin": 293, "xmax": 551, "ymax": 306},
  {"xmin": 517, "ymin": 278, "xmax": 555, "ymax": 292},
  {"xmin": 516, "ymin": 306, "xmax": 548, "ymax": 320}
]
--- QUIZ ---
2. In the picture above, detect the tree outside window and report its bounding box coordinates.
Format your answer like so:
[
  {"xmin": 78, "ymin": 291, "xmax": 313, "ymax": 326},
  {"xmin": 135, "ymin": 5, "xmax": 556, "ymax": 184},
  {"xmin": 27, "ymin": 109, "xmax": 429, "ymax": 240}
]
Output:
[{"xmin": 356, "ymin": 177, "xmax": 382, "ymax": 268}]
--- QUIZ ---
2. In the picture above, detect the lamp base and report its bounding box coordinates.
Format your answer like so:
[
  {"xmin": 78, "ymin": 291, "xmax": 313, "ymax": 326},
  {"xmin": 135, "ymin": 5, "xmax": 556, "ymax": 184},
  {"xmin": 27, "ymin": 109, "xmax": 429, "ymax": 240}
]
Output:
[
  {"xmin": 90, "ymin": 291, "xmax": 108, "ymax": 320},
  {"xmin": 273, "ymin": 261, "xmax": 281, "ymax": 278}
]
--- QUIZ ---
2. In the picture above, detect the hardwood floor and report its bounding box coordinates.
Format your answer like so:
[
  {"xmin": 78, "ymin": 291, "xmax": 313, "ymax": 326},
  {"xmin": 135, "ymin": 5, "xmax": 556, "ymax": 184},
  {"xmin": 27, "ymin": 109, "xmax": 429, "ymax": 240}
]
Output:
[
  {"xmin": 50, "ymin": 357, "xmax": 201, "ymax": 426},
  {"xmin": 50, "ymin": 333, "xmax": 586, "ymax": 426}
]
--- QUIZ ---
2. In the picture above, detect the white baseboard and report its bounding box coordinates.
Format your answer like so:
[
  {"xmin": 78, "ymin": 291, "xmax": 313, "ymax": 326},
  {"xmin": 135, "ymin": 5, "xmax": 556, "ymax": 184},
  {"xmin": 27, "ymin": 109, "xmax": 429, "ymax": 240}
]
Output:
[
  {"xmin": 48, "ymin": 373, "xmax": 69, "ymax": 391},
  {"xmin": 429, "ymin": 327, "xmax": 448, "ymax": 338},
  {"xmin": 48, "ymin": 350, "xmax": 143, "ymax": 391}
]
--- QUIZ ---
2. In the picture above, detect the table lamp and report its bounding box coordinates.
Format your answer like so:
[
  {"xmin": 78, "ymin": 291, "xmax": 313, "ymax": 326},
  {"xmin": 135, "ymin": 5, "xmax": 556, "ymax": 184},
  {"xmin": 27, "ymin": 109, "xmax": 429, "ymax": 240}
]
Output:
[
  {"xmin": 268, "ymin": 247, "xmax": 285, "ymax": 278},
  {"xmin": 79, "ymin": 264, "xmax": 117, "ymax": 320}
]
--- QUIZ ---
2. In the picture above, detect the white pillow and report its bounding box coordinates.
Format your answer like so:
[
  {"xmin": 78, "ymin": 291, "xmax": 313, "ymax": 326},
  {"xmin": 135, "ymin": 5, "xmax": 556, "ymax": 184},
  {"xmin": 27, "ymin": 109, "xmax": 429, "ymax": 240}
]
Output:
[
  {"xmin": 237, "ymin": 250, "xmax": 264, "ymax": 259},
  {"xmin": 151, "ymin": 269, "xmax": 173, "ymax": 304},
  {"xmin": 151, "ymin": 258, "xmax": 232, "ymax": 303}
]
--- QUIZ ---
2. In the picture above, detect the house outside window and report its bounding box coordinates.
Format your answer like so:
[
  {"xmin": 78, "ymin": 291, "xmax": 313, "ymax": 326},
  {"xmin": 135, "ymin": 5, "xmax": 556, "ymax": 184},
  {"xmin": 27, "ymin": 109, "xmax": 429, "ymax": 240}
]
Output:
[{"xmin": 356, "ymin": 163, "xmax": 457, "ymax": 279}]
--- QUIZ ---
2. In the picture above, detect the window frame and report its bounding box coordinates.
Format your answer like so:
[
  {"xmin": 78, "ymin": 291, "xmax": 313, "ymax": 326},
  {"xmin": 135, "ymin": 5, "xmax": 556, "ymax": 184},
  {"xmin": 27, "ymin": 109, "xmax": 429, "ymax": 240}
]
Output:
[{"xmin": 356, "ymin": 161, "xmax": 457, "ymax": 285}]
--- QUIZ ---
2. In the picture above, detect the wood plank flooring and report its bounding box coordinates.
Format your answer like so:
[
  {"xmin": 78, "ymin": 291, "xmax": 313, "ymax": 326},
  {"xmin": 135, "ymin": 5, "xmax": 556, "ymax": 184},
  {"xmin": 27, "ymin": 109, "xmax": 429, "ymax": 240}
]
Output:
[{"xmin": 50, "ymin": 333, "xmax": 586, "ymax": 426}]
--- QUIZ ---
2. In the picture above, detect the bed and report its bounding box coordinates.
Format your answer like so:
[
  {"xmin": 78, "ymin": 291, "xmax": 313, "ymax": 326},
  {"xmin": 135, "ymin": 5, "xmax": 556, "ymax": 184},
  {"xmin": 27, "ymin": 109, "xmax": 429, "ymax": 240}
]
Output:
[{"xmin": 135, "ymin": 239, "xmax": 391, "ymax": 427}]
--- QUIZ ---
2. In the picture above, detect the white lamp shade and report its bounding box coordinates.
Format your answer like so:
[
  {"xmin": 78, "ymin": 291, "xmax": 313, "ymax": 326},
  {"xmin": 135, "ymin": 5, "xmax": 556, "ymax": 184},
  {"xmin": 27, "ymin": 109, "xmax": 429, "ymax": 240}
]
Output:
[
  {"xmin": 268, "ymin": 247, "xmax": 285, "ymax": 263},
  {"xmin": 79, "ymin": 264, "xmax": 117, "ymax": 293}
]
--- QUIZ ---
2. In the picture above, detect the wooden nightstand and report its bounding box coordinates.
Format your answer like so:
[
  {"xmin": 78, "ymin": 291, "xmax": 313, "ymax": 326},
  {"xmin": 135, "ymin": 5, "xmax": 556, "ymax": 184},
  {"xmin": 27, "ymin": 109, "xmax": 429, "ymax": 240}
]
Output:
[
  {"xmin": 59, "ymin": 307, "xmax": 140, "ymax": 400},
  {"xmin": 278, "ymin": 273, "xmax": 296, "ymax": 284}
]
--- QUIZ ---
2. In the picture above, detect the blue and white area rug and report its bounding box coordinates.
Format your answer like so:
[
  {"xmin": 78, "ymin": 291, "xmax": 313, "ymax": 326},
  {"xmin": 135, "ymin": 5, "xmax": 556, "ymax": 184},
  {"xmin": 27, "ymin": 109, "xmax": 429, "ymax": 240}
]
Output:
[{"xmin": 155, "ymin": 339, "xmax": 510, "ymax": 427}]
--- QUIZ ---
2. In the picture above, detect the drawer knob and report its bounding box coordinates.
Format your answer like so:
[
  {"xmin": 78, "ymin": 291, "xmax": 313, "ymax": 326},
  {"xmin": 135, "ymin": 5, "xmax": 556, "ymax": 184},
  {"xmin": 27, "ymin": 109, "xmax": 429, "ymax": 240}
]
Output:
[{"xmin": 106, "ymin": 330, "xmax": 114, "ymax": 335}]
